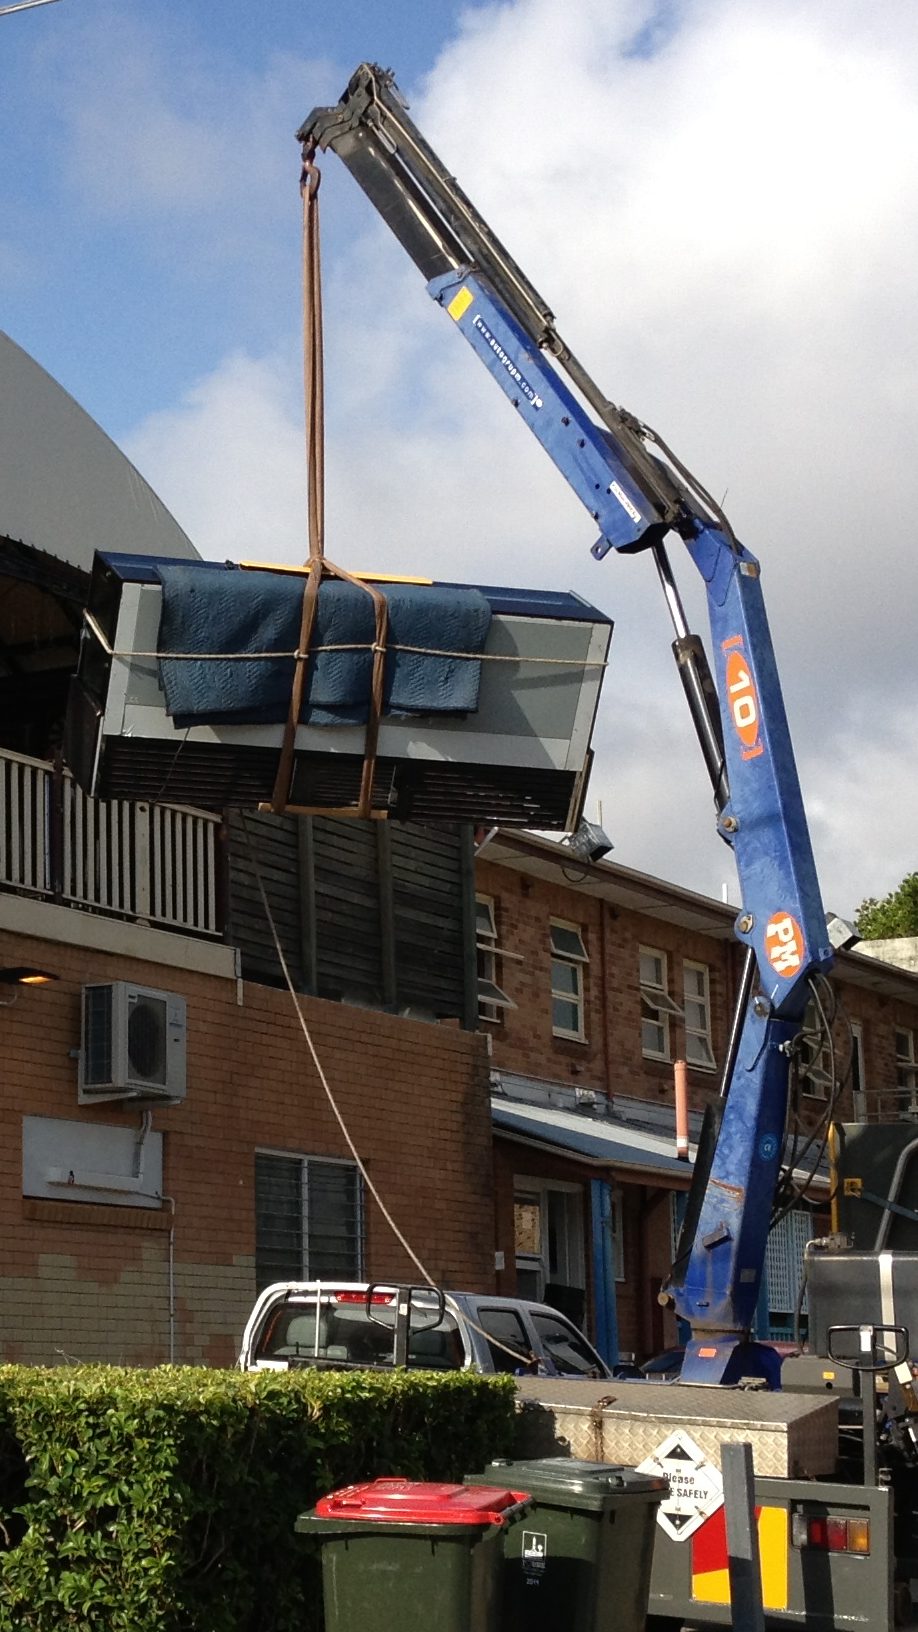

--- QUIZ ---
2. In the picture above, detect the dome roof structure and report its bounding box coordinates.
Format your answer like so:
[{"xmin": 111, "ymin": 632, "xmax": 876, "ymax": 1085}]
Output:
[
  {"xmin": 0, "ymin": 330, "xmax": 198, "ymax": 570},
  {"xmin": 0, "ymin": 331, "xmax": 198, "ymax": 758}
]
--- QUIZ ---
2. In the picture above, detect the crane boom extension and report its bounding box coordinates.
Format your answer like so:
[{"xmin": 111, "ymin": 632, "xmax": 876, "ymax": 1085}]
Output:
[{"xmin": 299, "ymin": 64, "xmax": 834, "ymax": 1384}]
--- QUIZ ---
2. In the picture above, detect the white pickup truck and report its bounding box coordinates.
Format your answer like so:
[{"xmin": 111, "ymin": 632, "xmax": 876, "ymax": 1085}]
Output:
[{"xmin": 239, "ymin": 1280, "xmax": 612, "ymax": 1380}]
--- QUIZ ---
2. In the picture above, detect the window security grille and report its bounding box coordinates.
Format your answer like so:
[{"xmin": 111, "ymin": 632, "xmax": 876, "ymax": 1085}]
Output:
[
  {"xmin": 254, "ymin": 1152, "xmax": 363, "ymax": 1293},
  {"xmin": 765, "ymin": 1210, "xmax": 813, "ymax": 1316}
]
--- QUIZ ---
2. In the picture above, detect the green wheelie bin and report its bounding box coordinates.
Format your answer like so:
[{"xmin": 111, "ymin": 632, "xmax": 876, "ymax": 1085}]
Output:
[
  {"xmin": 296, "ymin": 1477, "xmax": 530, "ymax": 1632},
  {"xmin": 468, "ymin": 1457, "xmax": 667, "ymax": 1632}
]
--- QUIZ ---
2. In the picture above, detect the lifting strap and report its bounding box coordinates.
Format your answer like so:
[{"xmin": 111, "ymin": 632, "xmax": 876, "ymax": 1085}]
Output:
[{"xmin": 264, "ymin": 151, "xmax": 388, "ymax": 819}]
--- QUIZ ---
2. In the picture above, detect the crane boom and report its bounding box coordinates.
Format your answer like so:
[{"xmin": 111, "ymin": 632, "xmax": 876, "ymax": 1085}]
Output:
[{"xmin": 299, "ymin": 63, "xmax": 834, "ymax": 1384}]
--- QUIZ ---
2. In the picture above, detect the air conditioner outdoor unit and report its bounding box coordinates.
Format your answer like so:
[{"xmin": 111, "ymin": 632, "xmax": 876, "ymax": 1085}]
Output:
[{"xmin": 78, "ymin": 982, "xmax": 187, "ymax": 1105}]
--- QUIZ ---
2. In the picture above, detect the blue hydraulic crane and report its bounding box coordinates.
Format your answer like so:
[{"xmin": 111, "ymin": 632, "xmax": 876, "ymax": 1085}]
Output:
[{"xmin": 298, "ymin": 64, "xmax": 835, "ymax": 1386}]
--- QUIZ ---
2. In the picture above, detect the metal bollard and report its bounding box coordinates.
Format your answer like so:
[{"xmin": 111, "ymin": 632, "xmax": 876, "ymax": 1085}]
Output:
[{"xmin": 722, "ymin": 1441, "xmax": 765, "ymax": 1632}]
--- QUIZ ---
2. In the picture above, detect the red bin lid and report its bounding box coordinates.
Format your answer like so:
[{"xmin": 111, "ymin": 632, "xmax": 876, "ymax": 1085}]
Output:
[{"xmin": 314, "ymin": 1478, "xmax": 527, "ymax": 1526}]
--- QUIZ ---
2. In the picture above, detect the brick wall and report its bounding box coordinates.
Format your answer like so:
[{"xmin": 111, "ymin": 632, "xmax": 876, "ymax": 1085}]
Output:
[
  {"xmin": 478, "ymin": 849, "xmax": 918, "ymax": 1360},
  {"xmin": 476, "ymin": 856, "xmax": 735, "ymax": 1115},
  {"xmin": 476, "ymin": 855, "xmax": 908, "ymax": 1122},
  {"xmin": 0, "ymin": 929, "xmax": 494, "ymax": 1367}
]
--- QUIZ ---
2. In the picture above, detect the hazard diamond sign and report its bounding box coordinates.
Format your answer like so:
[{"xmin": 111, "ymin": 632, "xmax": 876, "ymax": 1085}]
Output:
[{"xmin": 636, "ymin": 1429, "xmax": 724, "ymax": 1542}]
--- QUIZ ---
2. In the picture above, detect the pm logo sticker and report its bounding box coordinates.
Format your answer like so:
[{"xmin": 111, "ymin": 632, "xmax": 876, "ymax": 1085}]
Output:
[{"xmin": 765, "ymin": 913, "xmax": 805, "ymax": 977}]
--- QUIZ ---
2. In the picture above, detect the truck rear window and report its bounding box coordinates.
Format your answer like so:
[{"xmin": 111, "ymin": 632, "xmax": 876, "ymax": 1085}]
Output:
[{"xmin": 255, "ymin": 1297, "xmax": 465, "ymax": 1369}]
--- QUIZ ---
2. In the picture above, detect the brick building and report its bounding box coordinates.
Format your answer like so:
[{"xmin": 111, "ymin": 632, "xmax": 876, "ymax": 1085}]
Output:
[
  {"xmin": 0, "ymin": 908, "xmax": 491, "ymax": 1367},
  {"xmin": 476, "ymin": 827, "xmax": 918, "ymax": 1362},
  {"xmin": 0, "ymin": 333, "xmax": 494, "ymax": 1367},
  {"xmin": 5, "ymin": 329, "xmax": 918, "ymax": 1375}
]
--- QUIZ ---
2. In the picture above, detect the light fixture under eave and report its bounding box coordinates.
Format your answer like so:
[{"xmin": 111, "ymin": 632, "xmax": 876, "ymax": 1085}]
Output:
[
  {"xmin": 0, "ymin": 966, "xmax": 58, "ymax": 986},
  {"xmin": 825, "ymin": 912, "xmax": 860, "ymax": 953},
  {"xmin": 564, "ymin": 819, "xmax": 614, "ymax": 865}
]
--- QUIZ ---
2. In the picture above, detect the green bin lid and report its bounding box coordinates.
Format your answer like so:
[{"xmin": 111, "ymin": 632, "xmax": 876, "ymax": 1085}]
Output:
[
  {"xmin": 314, "ymin": 1478, "xmax": 529, "ymax": 1526},
  {"xmin": 477, "ymin": 1458, "xmax": 667, "ymax": 1499}
]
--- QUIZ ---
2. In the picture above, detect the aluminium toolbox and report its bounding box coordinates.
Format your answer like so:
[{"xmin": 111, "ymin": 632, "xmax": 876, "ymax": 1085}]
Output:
[
  {"xmin": 296, "ymin": 1477, "xmax": 530, "ymax": 1632},
  {"xmin": 469, "ymin": 1456, "xmax": 667, "ymax": 1632},
  {"xmin": 514, "ymin": 1377, "xmax": 839, "ymax": 1478}
]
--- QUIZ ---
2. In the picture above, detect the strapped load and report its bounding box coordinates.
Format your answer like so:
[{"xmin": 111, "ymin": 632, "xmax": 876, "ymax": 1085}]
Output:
[{"xmin": 64, "ymin": 551, "xmax": 612, "ymax": 826}]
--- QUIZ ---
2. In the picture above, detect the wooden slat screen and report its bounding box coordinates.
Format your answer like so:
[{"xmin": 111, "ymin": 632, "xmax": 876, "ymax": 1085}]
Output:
[{"xmin": 225, "ymin": 812, "xmax": 471, "ymax": 1023}]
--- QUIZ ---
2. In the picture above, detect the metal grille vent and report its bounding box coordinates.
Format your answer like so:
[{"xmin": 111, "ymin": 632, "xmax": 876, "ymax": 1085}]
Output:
[{"xmin": 83, "ymin": 985, "xmax": 114, "ymax": 1087}]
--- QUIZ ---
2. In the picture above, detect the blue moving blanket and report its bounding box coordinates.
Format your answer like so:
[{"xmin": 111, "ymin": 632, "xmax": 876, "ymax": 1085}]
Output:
[{"xmin": 155, "ymin": 564, "xmax": 492, "ymax": 726}]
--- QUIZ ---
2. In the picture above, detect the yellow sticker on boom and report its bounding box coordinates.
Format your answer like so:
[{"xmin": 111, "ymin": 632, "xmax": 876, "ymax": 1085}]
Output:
[{"xmin": 447, "ymin": 286, "xmax": 474, "ymax": 321}]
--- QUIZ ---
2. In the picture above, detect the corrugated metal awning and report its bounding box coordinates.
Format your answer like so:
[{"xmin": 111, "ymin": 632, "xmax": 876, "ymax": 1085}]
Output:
[
  {"xmin": 491, "ymin": 1095, "xmax": 829, "ymax": 1192},
  {"xmin": 491, "ymin": 1097, "xmax": 694, "ymax": 1181}
]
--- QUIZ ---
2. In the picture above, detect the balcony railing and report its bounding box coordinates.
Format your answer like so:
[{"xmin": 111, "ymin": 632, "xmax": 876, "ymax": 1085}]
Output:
[{"xmin": 0, "ymin": 748, "xmax": 221, "ymax": 938}]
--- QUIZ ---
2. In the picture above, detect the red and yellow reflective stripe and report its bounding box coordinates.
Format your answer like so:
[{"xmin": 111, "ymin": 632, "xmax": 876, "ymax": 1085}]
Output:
[{"xmin": 691, "ymin": 1503, "xmax": 788, "ymax": 1610}]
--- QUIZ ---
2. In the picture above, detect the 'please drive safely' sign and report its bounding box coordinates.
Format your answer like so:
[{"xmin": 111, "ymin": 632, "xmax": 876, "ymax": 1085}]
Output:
[{"xmin": 637, "ymin": 1429, "xmax": 724, "ymax": 1542}]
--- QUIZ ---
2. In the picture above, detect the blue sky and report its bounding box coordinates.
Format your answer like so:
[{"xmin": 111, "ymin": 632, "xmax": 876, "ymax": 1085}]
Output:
[
  {"xmin": 3, "ymin": 0, "xmax": 918, "ymax": 912},
  {"xmin": 1, "ymin": 0, "xmax": 462, "ymax": 431}
]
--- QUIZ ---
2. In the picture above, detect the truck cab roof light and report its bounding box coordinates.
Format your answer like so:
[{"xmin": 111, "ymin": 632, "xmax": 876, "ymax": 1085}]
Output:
[{"xmin": 334, "ymin": 1291, "xmax": 395, "ymax": 1305}]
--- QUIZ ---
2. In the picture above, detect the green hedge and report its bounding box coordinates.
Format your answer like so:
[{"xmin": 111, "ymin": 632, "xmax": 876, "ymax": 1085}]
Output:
[{"xmin": 0, "ymin": 1365, "xmax": 516, "ymax": 1632}]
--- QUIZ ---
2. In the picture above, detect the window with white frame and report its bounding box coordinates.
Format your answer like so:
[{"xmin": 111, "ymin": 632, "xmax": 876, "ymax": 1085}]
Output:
[
  {"xmin": 640, "ymin": 948, "xmax": 681, "ymax": 1060},
  {"xmin": 800, "ymin": 999, "xmax": 832, "ymax": 1099},
  {"xmin": 896, "ymin": 1029, "xmax": 918, "ymax": 1116},
  {"xmin": 550, "ymin": 920, "xmax": 588, "ymax": 1040},
  {"xmin": 254, "ymin": 1151, "xmax": 363, "ymax": 1292},
  {"xmin": 682, "ymin": 961, "xmax": 715, "ymax": 1070},
  {"xmin": 475, "ymin": 895, "xmax": 517, "ymax": 1022}
]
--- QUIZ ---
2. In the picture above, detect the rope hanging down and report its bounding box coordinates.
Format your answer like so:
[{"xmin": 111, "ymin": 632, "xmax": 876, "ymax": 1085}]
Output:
[{"xmin": 265, "ymin": 150, "xmax": 389, "ymax": 820}]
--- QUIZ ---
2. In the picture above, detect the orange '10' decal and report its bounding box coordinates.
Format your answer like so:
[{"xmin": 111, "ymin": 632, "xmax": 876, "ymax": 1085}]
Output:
[
  {"xmin": 765, "ymin": 913, "xmax": 805, "ymax": 977},
  {"xmin": 722, "ymin": 638, "xmax": 763, "ymax": 761}
]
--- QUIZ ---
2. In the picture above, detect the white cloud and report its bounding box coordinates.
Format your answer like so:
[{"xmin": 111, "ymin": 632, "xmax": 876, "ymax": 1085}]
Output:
[
  {"xmin": 124, "ymin": 351, "xmax": 307, "ymax": 561},
  {"xmin": 124, "ymin": 0, "xmax": 918, "ymax": 916}
]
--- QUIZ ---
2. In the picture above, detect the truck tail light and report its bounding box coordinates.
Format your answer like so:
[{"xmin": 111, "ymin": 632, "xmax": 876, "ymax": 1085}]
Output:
[
  {"xmin": 826, "ymin": 1518, "xmax": 848, "ymax": 1552},
  {"xmin": 791, "ymin": 1510, "xmax": 870, "ymax": 1555},
  {"xmin": 847, "ymin": 1519, "xmax": 871, "ymax": 1555}
]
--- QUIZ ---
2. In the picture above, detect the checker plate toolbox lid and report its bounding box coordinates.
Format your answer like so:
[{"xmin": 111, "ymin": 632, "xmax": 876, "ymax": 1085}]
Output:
[{"xmin": 513, "ymin": 1378, "xmax": 839, "ymax": 1479}]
